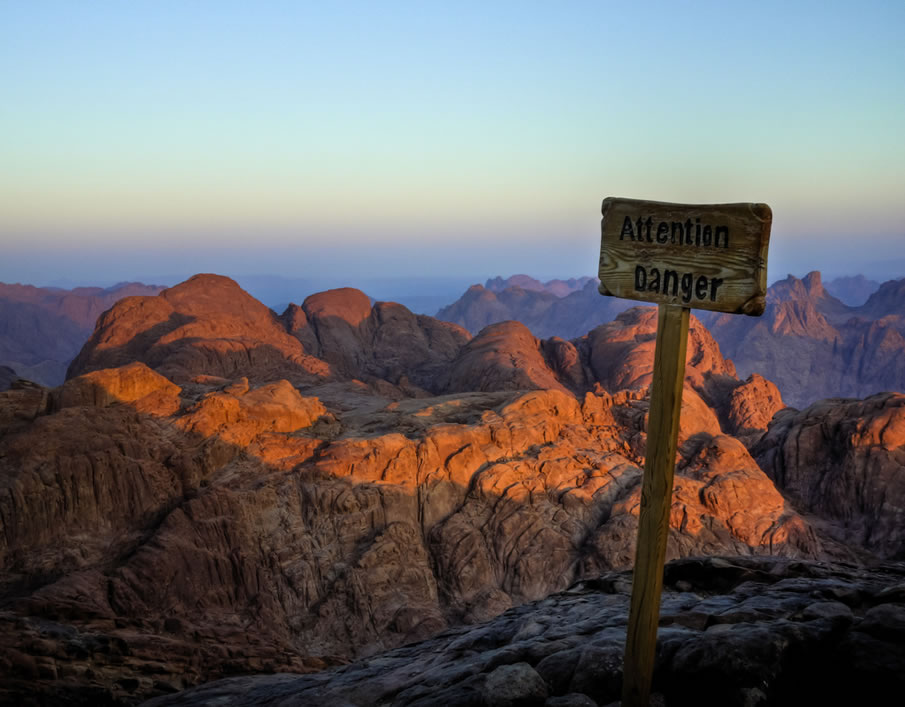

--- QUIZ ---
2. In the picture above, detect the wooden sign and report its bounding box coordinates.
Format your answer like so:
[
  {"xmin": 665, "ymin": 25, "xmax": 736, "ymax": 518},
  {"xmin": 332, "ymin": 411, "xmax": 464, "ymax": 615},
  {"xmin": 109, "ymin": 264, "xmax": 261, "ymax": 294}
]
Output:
[
  {"xmin": 598, "ymin": 196, "xmax": 772, "ymax": 707},
  {"xmin": 599, "ymin": 197, "xmax": 772, "ymax": 316}
]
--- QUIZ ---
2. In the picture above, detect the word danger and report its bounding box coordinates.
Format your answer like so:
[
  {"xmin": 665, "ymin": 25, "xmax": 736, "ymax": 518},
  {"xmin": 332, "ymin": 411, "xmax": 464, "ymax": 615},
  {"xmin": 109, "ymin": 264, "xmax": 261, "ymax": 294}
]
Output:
[
  {"xmin": 620, "ymin": 216, "xmax": 729, "ymax": 248},
  {"xmin": 633, "ymin": 266, "xmax": 724, "ymax": 303}
]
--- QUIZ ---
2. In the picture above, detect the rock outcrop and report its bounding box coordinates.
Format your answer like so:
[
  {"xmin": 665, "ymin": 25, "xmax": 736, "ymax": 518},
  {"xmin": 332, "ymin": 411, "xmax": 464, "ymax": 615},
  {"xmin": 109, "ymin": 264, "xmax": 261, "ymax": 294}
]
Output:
[
  {"xmin": 67, "ymin": 274, "xmax": 332, "ymax": 386},
  {"xmin": 442, "ymin": 307, "xmax": 777, "ymax": 446},
  {"xmin": 285, "ymin": 287, "xmax": 470, "ymax": 395},
  {"xmin": 444, "ymin": 321, "xmax": 574, "ymax": 395},
  {"xmin": 755, "ymin": 392, "xmax": 905, "ymax": 559}
]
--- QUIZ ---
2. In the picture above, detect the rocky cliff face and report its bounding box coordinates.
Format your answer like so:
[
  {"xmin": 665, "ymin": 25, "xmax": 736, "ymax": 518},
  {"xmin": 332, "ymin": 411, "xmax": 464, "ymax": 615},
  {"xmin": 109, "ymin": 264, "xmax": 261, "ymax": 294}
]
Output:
[
  {"xmin": 0, "ymin": 273, "xmax": 899, "ymax": 705},
  {"xmin": 701, "ymin": 271, "xmax": 905, "ymax": 408},
  {"xmin": 0, "ymin": 281, "xmax": 162, "ymax": 386},
  {"xmin": 754, "ymin": 392, "xmax": 905, "ymax": 559}
]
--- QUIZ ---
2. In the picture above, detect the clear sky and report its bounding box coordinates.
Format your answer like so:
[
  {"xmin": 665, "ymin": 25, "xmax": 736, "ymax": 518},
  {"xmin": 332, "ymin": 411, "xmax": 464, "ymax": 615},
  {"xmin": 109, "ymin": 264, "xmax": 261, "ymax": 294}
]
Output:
[{"xmin": 2, "ymin": 0, "xmax": 904, "ymax": 291}]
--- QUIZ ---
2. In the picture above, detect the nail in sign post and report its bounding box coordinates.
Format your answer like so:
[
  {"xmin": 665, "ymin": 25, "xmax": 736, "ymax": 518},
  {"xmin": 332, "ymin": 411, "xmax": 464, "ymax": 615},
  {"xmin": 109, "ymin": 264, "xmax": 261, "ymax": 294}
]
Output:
[{"xmin": 597, "ymin": 197, "xmax": 772, "ymax": 706}]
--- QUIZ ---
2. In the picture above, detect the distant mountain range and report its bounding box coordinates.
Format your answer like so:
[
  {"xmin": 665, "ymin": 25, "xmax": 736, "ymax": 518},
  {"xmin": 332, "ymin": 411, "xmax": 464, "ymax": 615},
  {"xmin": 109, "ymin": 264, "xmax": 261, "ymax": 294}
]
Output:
[
  {"xmin": 0, "ymin": 281, "xmax": 164, "ymax": 385},
  {"xmin": 436, "ymin": 272, "xmax": 902, "ymax": 408},
  {"xmin": 1, "ymin": 271, "xmax": 900, "ymax": 408},
  {"xmin": 700, "ymin": 271, "xmax": 905, "ymax": 408},
  {"xmin": 483, "ymin": 274, "xmax": 595, "ymax": 297},
  {"xmin": 823, "ymin": 274, "xmax": 880, "ymax": 306},
  {"xmin": 437, "ymin": 278, "xmax": 635, "ymax": 340}
]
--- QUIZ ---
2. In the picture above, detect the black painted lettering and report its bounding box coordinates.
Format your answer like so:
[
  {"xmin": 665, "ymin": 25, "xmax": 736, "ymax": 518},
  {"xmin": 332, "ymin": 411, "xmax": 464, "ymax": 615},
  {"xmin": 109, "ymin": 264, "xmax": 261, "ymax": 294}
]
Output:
[
  {"xmin": 663, "ymin": 269, "xmax": 678, "ymax": 296},
  {"xmin": 636, "ymin": 217, "xmax": 644, "ymax": 240},
  {"xmin": 695, "ymin": 275, "xmax": 708, "ymax": 300},
  {"xmin": 680, "ymin": 272, "xmax": 693, "ymax": 303},
  {"xmin": 634, "ymin": 265, "xmax": 647, "ymax": 291},
  {"xmin": 620, "ymin": 216, "xmax": 635, "ymax": 240},
  {"xmin": 648, "ymin": 267, "xmax": 661, "ymax": 292},
  {"xmin": 695, "ymin": 218, "xmax": 701, "ymax": 246},
  {"xmin": 715, "ymin": 225, "xmax": 729, "ymax": 248},
  {"xmin": 684, "ymin": 219, "xmax": 693, "ymax": 245},
  {"xmin": 671, "ymin": 222, "xmax": 683, "ymax": 244},
  {"xmin": 710, "ymin": 277, "xmax": 724, "ymax": 301},
  {"xmin": 645, "ymin": 217, "xmax": 653, "ymax": 242},
  {"xmin": 702, "ymin": 225, "xmax": 712, "ymax": 246},
  {"xmin": 656, "ymin": 221, "xmax": 669, "ymax": 243}
]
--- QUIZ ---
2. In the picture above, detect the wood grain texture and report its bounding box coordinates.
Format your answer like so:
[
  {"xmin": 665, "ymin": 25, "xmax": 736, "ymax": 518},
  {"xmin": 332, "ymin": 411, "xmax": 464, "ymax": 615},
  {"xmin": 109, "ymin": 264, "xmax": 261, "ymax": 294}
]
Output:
[
  {"xmin": 598, "ymin": 197, "xmax": 771, "ymax": 316},
  {"xmin": 622, "ymin": 304, "xmax": 690, "ymax": 707}
]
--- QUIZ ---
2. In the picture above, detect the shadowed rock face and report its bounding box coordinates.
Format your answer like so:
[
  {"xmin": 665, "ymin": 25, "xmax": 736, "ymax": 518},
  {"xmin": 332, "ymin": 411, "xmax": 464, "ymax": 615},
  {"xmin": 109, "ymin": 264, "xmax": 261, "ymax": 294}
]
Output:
[
  {"xmin": 1, "ymin": 272, "xmax": 899, "ymax": 705},
  {"xmin": 143, "ymin": 557, "xmax": 905, "ymax": 707},
  {"xmin": 286, "ymin": 287, "xmax": 471, "ymax": 395},
  {"xmin": 755, "ymin": 392, "xmax": 905, "ymax": 559},
  {"xmin": 444, "ymin": 321, "xmax": 573, "ymax": 395}
]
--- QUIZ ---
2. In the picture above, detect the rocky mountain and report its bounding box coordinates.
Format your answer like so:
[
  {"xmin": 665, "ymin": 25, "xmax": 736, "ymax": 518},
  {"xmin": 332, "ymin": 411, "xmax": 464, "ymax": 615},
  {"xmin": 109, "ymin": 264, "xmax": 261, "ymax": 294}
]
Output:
[
  {"xmin": 701, "ymin": 271, "xmax": 905, "ymax": 408},
  {"xmin": 437, "ymin": 279, "xmax": 635, "ymax": 340},
  {"xmin": 825, "ymin": 274, "xmax": 881, "ymax": 306},
  {"xmin": 484, "ymin": 274, "xmax": 595, "ymax": 298},
  {"xmin": 1, "ymin": 273, "xmax": 902, "ymax": 705},
  {"xmin": 439, "ymin": 271, "xmax": 905, "ymax": 409},
  {"xmin": 0, "ymin": 281, "xmax": 163, "ymax": 386}
]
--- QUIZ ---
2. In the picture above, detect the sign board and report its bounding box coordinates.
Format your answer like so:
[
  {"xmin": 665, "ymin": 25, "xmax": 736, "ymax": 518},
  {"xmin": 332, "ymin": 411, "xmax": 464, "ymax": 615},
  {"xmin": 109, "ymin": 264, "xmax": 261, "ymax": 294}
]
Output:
[{"xmin": 598, "ymin": 197, "xmax": 772, "ymax": 316}]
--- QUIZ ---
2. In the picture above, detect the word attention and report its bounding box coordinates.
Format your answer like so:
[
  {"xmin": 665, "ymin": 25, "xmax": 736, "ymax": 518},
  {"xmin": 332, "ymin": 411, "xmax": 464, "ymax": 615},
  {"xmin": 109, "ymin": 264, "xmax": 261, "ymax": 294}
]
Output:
[{"xmin": 619, "ymin": 216, "xmax": 729, "ymax": 248}]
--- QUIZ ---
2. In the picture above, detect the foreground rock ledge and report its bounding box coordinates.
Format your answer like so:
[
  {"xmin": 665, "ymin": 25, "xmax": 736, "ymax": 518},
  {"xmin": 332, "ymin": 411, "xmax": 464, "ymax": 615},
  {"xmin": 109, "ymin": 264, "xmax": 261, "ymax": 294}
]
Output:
[{"xmin": 145, "ymin": 556, "xmax": 905, "ymax": 707}]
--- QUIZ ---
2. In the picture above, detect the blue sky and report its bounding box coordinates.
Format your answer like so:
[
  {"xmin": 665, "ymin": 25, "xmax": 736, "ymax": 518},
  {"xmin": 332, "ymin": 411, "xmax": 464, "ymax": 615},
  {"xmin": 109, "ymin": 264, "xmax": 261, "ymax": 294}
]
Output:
[{"xmin": 2, "ymin": 1, "xmax": 904, "ymax": 289}]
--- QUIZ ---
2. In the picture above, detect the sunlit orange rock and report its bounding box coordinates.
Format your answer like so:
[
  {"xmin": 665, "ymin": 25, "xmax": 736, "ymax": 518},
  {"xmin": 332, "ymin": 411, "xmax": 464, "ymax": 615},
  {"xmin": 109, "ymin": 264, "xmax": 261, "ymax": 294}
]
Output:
[{"xmin": 58, "ymin": 361, "xmax": 182, "ymax": 415}]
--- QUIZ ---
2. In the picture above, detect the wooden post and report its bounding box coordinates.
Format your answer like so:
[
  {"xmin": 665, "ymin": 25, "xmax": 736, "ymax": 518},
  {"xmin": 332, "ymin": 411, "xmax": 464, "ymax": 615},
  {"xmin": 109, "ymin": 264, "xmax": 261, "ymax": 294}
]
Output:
[
  {"xmin": 596, "ymin": 197, "xmax": 772, "ymax": 705},
  {"xmin": 621, "ymin": 303, "xmax": 690, "ymax": 707}
]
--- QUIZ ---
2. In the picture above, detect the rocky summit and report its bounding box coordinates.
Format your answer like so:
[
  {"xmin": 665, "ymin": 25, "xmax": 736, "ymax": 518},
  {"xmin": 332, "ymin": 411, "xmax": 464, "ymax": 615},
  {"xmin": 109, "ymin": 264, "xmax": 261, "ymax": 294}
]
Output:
[{"xmin": 0, "ymin": 273, "xmax": 902, "ymax": 706}]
